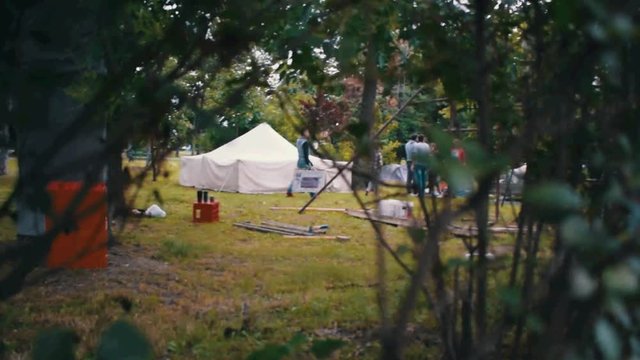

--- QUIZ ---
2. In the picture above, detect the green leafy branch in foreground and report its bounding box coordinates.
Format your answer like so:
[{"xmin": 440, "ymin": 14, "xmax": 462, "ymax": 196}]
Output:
[
  {"xmin": 248, "ymin": 332, "xmax": 346, "ymax": 360},
  {"xmin": 30, "ymin": 321, "xmax": 344, "ymax": 360},
  {"xmin": 32, "ymin": 320, "xmax": 152, "ymax": 360}
]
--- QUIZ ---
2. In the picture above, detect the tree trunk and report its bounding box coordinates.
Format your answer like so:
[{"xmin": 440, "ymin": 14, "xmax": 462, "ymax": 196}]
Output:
[
  {"xmin": 473, "ymin": 0, "xmax": 492, "ymax": 352},
  {"xmin": 353, "ymin": 39, "xmax": 379, "ymax": 191},
  {"xmin": 3, "ymin": 1, "xmax": 104, "ymax": 298}
]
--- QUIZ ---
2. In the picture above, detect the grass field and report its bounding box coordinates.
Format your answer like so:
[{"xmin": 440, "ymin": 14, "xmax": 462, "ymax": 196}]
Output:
[{"xmin": 0, "ymin": 158, "xmax": 522, "ymax": 359}]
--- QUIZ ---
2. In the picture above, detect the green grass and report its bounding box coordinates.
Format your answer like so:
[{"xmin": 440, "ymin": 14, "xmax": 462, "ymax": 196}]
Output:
[
  {"xmin": 0, "ymin": 158, "xmax": 523, "ymax": 359},
  {"xmin": 157, "ymin": 237, "xmax": 208, "ymax": 261}
]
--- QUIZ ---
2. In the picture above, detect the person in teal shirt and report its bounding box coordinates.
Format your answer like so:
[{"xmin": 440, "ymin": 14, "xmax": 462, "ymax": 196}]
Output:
[
  {"xmin": 287, "ymin": 129, "xmax": 314, "ymax": 197},
  {"xmin": 413, "ymin": 134, "xmax": 431, "ymax": 198},
  {"xmin": 404, "ymin": 134, "xmax": 418, "ymax": 194}
]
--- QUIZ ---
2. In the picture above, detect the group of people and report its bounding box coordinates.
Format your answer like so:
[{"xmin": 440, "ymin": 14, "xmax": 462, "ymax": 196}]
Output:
[
  {"xmin": 405, "ymin": 134, "xmax": 465, "ymax": 198},
  {"xmin": 285, "ymin": 127, "xmax": 466, "ymax": 199},
  {"xmin": 405, "ymin": 134, "xmax": 434, "ymax": 198}
]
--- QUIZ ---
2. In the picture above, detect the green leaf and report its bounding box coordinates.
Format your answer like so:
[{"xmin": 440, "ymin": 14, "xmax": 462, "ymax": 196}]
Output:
[
  {"xmin": 523, "ymin": 182, "xmax": 583, "ymax": 222},
  {"xmin": 560, "ymin": 215, "xmax": 590, "ymax": 248},
  {"xmin": 603, "ymin": 264, "xmax": 638, "ymax": 296},
  {"xmin": 551, "ymin": 0, "xmax": 577, "ymax": 29},
  {"xmin": 595, "ymin": 318, "xmax": 622, "ymax": 360},
  {"xmin": 310, "ymin": 338, "xmax": 346, "ymax": 359},
  {"xmin": 525, "ymin": 315, "xmax": 545, "ymax": 334},
  {"xmin": 286, "ymin": 332, "xmax": 308, "ymax": 350},
  {"xmin": 498, "ymin": 287, "xmax": 521, "ymax": 312},
  {"xmin": 607, "ymin": 299, "xmax": 632, "ymax": 329},
  {"xmin": 612, "ymin": 14, "xmax": 633, "ymax": 39},
  {"xmin": 570, "ymin": 266, "xmax": 597, "ymax": 299},
  {"xmin": 97, "ymin": 320, "xmax": 152, "ymax": 360},
  {"xmin": 447, "ymin": 257, "xmax": 471, "ymax": 269},
  {"xmin": 33, "ymin": 327, "xmax": 77, "ymax": 360},
  {"xmin": 396, "ymin": 244, "xmax": 412, "ymax": 257},
  {"xmin": 407, "ymin": 227, "xmax": 426, "ymax": 244},
  {"xmin": 247, "ymin": 344, "xmax": 290, "ymax": 360},
  {"xmin": 442, "ymin": 163, "xmax": 474, "ymax": 196},
  {"xmin": 630, "ymin": 336, "xmax": 640, "ymax": 355}
]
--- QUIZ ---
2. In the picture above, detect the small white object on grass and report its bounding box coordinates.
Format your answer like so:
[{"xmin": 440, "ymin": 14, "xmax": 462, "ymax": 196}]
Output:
[
  {"xmin": 465, "ymin": 252, "xmax": 496, "ymax": 260},
  {"xmin": 145, "ymin": 204, "xmax": 167, "ymax": 218}
]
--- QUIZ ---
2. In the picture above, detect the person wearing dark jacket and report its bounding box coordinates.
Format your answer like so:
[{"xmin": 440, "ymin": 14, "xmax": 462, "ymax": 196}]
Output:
[
  {"xmin": 287, "ymin": 129, "xmax": 314, "ymax": 197},
  {"xmin": 366, "ymin": 149, "xmax": 383, "ymax": 196}
]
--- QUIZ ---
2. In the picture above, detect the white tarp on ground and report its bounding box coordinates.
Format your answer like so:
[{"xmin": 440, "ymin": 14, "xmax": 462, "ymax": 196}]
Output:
[{"xmin": 179, "ymin": 123, "xmax": 352, "ymax": 193}]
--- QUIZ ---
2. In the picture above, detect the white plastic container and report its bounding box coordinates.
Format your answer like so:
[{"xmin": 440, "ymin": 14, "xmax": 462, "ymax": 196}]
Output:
[{"xmin": 378, "ymin": 200, "xmax": 414, "ymax": 219}]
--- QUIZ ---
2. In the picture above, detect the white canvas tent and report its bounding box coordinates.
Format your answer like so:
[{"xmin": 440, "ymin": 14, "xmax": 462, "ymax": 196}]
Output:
[
  {"xmin": 379, "ymin": 164, "xmax": 408, "ymax": 184},
  {"xmin": 498, "ymin": 163, "xmax": 526, "ymax": 196},
  {"xmin": 179, "ymin": 123, "xmax": 352, "ymax": 193}
]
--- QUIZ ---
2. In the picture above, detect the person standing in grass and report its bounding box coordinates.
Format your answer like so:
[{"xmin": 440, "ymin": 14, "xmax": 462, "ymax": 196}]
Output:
[
  {"xmin": 448, "ymin": 138, "xmax": 469, "ymax": 197},
  {"xmin": 366, "ymin": 149, "xmax": 383, "ymax": 196},
  {"xmin": 413, "ymin": 134, "xmax": 431, "ymax": 198},
  {"xmin": 428, "ymin": 142, "xmax": 441, "ymax": 197},
  {"xmin": 287, "ymin": 128, "xmax": 315, "ymax": 197},
  {"xmin": 404, "ymin": 134, "xmax": 418, "ymax": 194},
  {"xmin": 451, "ymin": 138, "xmax": 466, "ymax": 163}
]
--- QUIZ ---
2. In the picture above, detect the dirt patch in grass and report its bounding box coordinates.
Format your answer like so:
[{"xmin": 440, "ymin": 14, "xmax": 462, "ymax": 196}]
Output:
[
  {"xmin": 1, "ymin": 244, "xmax": 184, "ymax": 356},
  {"xmin": 21, "ymin": 244, "xmax": 171, "ymax": 296},
  {"xmin": 1, "ymin": 241, "xmax": 263, "ymax": 358}
]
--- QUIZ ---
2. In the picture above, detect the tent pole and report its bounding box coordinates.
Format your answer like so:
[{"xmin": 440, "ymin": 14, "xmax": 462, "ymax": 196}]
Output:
[{"xmin": 298, "ymin": 87, "xmax": 431, "ymax": 214}]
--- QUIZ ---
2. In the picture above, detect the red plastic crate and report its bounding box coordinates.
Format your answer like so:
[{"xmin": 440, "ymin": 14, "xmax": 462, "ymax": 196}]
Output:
[
  {"xmin": 45, "ymin": 181, "xmax": 108, "ymax": 269},
  {"xmin": 193, "ymin": 202, "xmax": 220, "ymax": 223}
]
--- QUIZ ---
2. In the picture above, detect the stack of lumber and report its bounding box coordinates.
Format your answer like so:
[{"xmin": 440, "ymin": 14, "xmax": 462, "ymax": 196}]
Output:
[
  {"xmin": 345, "ymin": 209, "xmax": 424, "ymax": 228},
  {"xmin": 345, "ymin": 209, "xmax": 520, "ymax": 237},
  {"xmin": 233, "ymin": 220, "xmax": 349, "ymax": 241},
  {"xmin": 270, "ymin": 206, "xmax": 349, "ymax": 212},
  {"xmin": 447, "ymin": 224, "xmax": 520, "ymax": 237}
]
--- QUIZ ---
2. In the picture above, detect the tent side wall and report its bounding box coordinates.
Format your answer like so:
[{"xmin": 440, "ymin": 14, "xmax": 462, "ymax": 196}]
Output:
[
  {"xmin": 237, "ymin": 159, "xmax": 295, "ymax": 193},
  {"xmin": 179, "ymin": 156, "xmax": 203, "ymax": 187},
  {"xmin": 202, "ymin": 156, "xmax": 239, "ymax": 192},
  {"xmin": 311, "ymin": 157, "xmax": 352, "ymax": 192},
  {"xmin": 180, "ymin": 155, "xmax": 240, "ymax": 191},
  {"xmin": 181, "ymin": 155, "xmax": 353, "ymax": 193}
]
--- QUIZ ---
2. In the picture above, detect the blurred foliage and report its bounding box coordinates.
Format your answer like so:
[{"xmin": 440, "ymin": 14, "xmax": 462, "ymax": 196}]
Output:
[
  {"xmin": 32, "ymin": 321, "xmax": 152, "ymax": 360},
  {"xmin": 3, "ymin": 0, "xmax": 640, "ymax": 358},
  {"xmin": 247, "ymin": 332, "xmax": 345, "ymax": 360}
]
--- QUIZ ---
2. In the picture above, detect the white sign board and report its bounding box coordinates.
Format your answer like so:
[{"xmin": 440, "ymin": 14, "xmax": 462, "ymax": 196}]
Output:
[{"xmin": 291, "ymin": 169, "xmax": 326, "ymax": 193}]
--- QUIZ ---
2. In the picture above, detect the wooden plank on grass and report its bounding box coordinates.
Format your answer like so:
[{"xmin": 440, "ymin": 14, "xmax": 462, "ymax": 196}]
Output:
[
  {"xmin": 270, "ymin": 206, "xmax": 350, "ymax": 212},
  {"xmin": 256, "ymin": 223, "xmax": 316, "ymax": 236},
  {"xmin": 233, "ymin": 222, "xmax": 299, "ymax": 235},
  {"xmin": 345, "ymin": 209, "xmax": 423, "ymax": 228},
  {"xmin": 283, "ymin": 235, "xmax": 351, "ymax": 241},
  {"xmin": 262, "ymin": 220, "xmax": 328, "ymax": 234},
  {"xmin": 235, "ymin": 221, "xmax": 319, "ymax": 236},
  {"xmin": 448, "ymin": 224, "xmax": 520, "ymax": 237}
]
